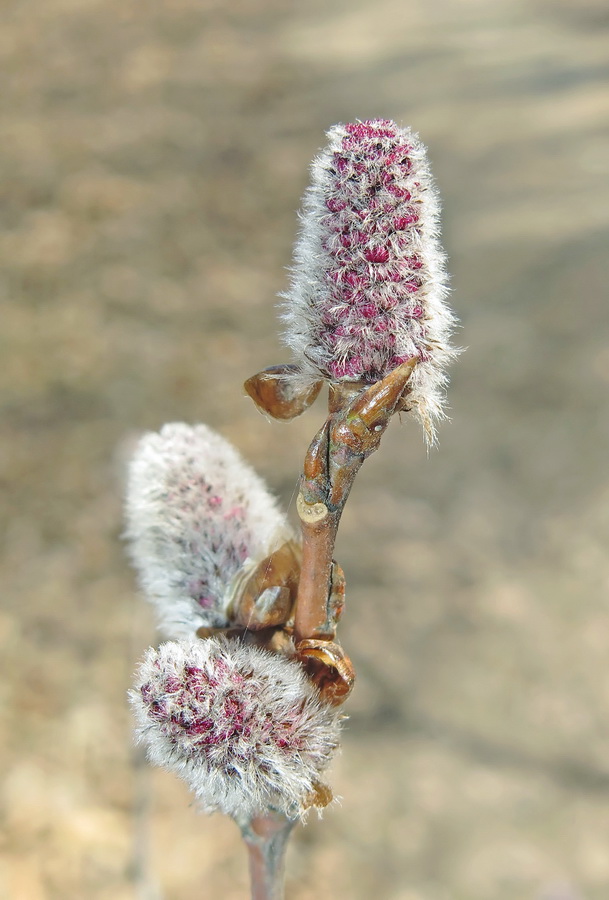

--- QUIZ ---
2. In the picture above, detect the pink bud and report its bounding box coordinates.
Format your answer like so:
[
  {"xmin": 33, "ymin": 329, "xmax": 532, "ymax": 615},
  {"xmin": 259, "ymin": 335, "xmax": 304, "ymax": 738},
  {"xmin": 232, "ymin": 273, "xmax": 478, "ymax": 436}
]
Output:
[
  {"xmin": 282, "ymin": 119, "xmax": 457, "ymax": 440},
  {"xmin": 124, "ymin": 423, "xmax": 292, "ymax": 638},
  {"xmin": 130, "ymin": 638, "xmax": 342, "ymax": 819}
]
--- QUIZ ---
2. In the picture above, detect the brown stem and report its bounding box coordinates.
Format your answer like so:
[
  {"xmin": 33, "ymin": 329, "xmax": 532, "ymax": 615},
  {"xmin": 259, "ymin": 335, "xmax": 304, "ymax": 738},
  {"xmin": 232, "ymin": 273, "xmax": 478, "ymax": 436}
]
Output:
[
  {"xmin": 293, "ymin": 510, "xmax": 339, "ymax": 645},
  {"xmin": 294, "ymin": 459, "xmax": 363, "ymax": 644},
  {"xmin": 239, "ymin": 811, "xmax": 296, "ymax": 900},
  {"xmin": 294, "ymin": 361, "xmax": 416, "ymax": 645}
]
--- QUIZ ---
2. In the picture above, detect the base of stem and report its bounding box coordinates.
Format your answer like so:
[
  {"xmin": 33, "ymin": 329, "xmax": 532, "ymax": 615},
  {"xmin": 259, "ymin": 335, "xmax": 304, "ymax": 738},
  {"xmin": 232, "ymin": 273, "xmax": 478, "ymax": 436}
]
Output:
[{"xmin": 238, "ymin": 810, "xmax": 296, "ymax": 900}]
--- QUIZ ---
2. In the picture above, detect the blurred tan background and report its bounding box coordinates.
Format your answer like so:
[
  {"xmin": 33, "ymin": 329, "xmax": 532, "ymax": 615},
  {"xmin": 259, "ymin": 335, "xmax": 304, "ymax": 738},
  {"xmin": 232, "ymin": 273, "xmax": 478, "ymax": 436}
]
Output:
[{"xmin": 2, "ymin": 0, "xmax": 609, "ymax": 897}]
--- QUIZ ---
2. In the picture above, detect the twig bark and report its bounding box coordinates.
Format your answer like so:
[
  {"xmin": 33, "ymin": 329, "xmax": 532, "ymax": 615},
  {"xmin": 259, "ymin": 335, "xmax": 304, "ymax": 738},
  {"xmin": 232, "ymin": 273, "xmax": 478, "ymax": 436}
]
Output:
[
  {"xmin": 239, "ymin": 812, "xmax": 296, "ymax": 900},
  {"xmin": 294, "ymin": 361, "xmax": 416, "ymax": 645}
]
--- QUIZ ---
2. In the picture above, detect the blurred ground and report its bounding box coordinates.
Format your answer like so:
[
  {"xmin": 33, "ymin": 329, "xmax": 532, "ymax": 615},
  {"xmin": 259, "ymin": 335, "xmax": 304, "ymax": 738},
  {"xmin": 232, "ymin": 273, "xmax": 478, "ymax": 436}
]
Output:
[{"xmin": 1, "ymin": 0, "xmax": 609, "ymax": 897}]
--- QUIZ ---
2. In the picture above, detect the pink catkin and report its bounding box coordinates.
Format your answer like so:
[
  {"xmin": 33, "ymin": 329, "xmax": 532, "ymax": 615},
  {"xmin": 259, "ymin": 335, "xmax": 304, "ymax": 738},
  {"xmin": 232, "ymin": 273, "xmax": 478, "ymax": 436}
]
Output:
[
  {"xmin": 131, "ymin": 638, "xmax": 342, "ymax": 819},
  {"xmin": 282, "ymin": 119, "xmax": 457, "ymax": 440}
]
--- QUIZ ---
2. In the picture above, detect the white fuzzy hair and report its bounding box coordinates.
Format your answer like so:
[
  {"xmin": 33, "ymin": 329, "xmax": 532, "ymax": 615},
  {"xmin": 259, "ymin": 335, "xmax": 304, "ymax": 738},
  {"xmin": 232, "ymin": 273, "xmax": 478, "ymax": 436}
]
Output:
[
  {"xmin": 130, "ymin": 638, "xmax": 341, "ymax": 820},
  {"xmin": 124, "ymin": 423, "xmax": 292, "ymax": 638}
]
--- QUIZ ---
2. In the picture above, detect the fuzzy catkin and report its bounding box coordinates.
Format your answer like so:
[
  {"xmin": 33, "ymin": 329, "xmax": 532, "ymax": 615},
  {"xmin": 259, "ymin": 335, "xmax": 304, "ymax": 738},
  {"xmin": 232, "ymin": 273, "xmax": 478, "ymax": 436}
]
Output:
[
  {"xmin": 282, "ymin": 118, "xmax": 457, "ymax": 440},
  {"xmin": 131, "ymin": 638, "xmax": 342, "ymax": 819},
  {"xmin": 124, "ymin": 423, "xmax": 292, "ymax": 638}
]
